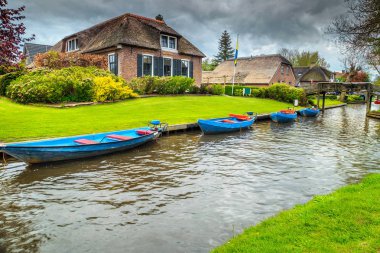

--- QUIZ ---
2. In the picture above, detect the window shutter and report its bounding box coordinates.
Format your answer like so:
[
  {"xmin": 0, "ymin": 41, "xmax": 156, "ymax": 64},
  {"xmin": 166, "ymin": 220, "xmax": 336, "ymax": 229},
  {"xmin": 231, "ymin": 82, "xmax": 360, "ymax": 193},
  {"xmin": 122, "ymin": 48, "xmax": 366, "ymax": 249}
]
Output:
[
  {"xmin": 173, "ymin": 59, "xmax": 180, "ymax": 76},
  {"xmin": 115, "ymin": 53, "xmax": 119, "ymax": 76},
  {"xmin": 158, "ymin": 57, "xmax": 163, "ymax": 76},
  {"xmin": 137, "ymin": 54, "xmax": 143, "ymax": 77},
  {"xmin": 153, "ymin": 56, "xmax": 159, "ymax": 76},
  {"xmin": 189, "ymin": 61, "xmax": 193, "ymax": 78},
  {"xmin": 173, "ymin": 59, "xmax": 178, "ymax": 76}
]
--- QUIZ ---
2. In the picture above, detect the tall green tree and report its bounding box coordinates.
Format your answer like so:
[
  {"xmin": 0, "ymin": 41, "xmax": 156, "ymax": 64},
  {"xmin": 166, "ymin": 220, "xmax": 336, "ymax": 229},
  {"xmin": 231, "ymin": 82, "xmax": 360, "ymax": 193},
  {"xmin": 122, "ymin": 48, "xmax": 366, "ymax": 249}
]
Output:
[
  {"xmin": 214, "ymin": 30, "xmax": 234, "ymax": 63},
  {"xmin": 278, "ymin": 48, "xmax": 330, "ymax": 68}
]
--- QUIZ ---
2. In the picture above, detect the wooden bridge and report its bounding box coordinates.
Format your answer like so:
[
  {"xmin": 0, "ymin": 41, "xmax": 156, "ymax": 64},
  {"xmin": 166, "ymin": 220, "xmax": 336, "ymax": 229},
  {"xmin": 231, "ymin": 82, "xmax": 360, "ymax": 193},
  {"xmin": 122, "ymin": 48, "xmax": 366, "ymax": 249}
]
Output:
[{"xmin": 314, "ymin": 82, "xmax": 378, "ymax": 114}]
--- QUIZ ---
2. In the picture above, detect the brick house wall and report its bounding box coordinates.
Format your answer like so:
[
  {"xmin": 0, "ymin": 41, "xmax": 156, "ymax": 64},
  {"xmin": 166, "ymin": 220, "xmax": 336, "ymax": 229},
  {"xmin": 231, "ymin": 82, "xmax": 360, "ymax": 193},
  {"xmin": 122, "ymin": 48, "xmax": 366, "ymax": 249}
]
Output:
[
  {"xmin": 93, "ymin": 46, "xmax": 202, "ymax": 85},
  {"xmin": 269, "ymin": 64, "xmax": 296, "ymax": 86}
]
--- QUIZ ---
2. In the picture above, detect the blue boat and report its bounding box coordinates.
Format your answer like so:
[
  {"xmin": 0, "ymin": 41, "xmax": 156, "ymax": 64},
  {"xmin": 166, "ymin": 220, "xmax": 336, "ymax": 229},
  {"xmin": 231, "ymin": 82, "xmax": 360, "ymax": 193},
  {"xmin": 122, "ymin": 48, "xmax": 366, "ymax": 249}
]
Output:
[
  {"xmin": 198, "ymin": 114, "xmax": 255, "ymax": 135},
  {"xmin": 270, "ymin": 110, "xmax": 297, "ymax": 123},
  {"xmin": 298, "ymin": 107, "xmax": 320, "ymax": 117},
  {"xmin": 0, "ymin": 122, "xmax": 166, "ymax": 164}
]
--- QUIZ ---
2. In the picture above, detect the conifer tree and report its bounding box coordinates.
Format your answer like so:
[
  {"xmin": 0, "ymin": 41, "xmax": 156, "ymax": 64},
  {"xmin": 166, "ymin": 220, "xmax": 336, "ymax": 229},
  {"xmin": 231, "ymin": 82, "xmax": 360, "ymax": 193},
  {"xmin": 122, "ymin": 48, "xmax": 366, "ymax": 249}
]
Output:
[{"xmin": 214, "ymin": 30, "xmax": 234, "ymax": 63}]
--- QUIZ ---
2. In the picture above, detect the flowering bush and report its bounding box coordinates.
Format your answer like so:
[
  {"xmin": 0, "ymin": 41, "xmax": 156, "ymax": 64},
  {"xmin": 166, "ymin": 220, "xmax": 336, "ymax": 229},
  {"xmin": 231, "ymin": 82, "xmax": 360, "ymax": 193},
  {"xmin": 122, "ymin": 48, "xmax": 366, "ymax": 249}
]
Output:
[
  {"xmin": 93, "ymin": 76, "xmax": 137, "ymax": 102},
  {"xmin": 34, "ymin": 51, "xmax": 107, "ymax": 70},
  {"xmin": 6, "ymin": 66, "xmax": 133, "ymax": 103}
]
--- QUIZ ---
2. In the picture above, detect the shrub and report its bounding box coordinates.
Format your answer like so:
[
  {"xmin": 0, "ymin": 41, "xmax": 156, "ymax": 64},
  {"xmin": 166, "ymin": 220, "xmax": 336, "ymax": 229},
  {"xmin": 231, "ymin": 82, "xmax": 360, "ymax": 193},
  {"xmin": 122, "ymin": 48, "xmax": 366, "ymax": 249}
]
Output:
[
  {"xmin": 225, "ymin": 83, "xmax": 307, "ymax": 105},
  {"xmin": 34, "ymin": 51, "xmax": 108, "ymax": 70},
  {"xmin": 225, "ymin": 85, "xmax": 259, "ymax": 96},
  {"xmin": 0, "ymin": 71, "xmax": 24, "ymax": 96},
  {"xmin": 347, "ymin": 94, "xmax": 364, "ymax": 103},
  {"xmin": 6, "ymin": 66, "xmax": 128, "ymax": 103},
  {"xmin": 209, "ymin": 84, "xmax": 225, "ymax": 95},
  {"xmin": 93, "ymin": 76, "xmax": 137, "ymax": 102},
  {"xmin": 128, "ymin": 76, "xmax": 196, "ymax": 95}
]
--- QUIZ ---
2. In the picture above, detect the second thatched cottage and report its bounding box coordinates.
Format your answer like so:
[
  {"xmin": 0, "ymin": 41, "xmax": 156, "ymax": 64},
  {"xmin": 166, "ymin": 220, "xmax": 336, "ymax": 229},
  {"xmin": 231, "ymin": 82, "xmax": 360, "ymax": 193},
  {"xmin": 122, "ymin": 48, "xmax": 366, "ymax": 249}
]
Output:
[
  {"xmin": 202, "ymin": 54, "xmax": 296, "ymax": 86},
  {"xmin": 51, "ymin": 13, "xmax": 205, "ymax": 84}
]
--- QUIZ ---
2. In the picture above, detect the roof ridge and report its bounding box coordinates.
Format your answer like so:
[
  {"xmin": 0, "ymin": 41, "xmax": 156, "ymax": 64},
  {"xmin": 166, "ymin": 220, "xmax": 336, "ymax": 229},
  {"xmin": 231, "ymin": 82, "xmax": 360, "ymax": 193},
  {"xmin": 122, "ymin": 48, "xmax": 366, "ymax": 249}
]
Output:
[
  {"xmin": 64, "ymin": 12, "xmax": 164, "ymax": 39},
  {"xmin": 126, "ymin": 13, "xmax": 165, "ymax": 24}
]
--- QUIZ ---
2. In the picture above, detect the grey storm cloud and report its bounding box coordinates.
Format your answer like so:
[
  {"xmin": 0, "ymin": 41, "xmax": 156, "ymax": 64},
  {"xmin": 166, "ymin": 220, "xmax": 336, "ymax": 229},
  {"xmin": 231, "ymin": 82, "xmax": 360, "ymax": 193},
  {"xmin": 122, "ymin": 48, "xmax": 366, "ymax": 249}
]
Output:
[{"xmin": 10, "ymin": 0, "xmax": 347, "ymax": 70}]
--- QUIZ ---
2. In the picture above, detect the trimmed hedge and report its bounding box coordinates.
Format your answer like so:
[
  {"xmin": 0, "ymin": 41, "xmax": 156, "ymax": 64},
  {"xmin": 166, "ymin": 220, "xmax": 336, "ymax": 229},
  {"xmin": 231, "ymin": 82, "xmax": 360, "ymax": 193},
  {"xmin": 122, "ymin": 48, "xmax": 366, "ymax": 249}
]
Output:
[
  {"xmin": 128, "ymin": 76, "xmax": 196, "ymax": 95},
  {"xmin": 6, "ymin": 67, "xmax": 136, "ymax": 103},
  {"xmin": 34, "ymin": 51, "xmax": 107, "ymax": 70},
  {"xmin": 225, "ymin": 83, "xmax": 308, "ymax": 105}
]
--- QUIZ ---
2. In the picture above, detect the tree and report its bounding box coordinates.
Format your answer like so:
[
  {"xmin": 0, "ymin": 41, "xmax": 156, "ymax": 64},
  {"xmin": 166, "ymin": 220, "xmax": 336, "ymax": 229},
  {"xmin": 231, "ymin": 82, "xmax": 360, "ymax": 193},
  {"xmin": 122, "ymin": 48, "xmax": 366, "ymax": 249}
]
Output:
[
  {"xmin": 0, "ymin": 0, "xmax": 34, "ymax": 74},
  {"xmin": 278, "ymin": 48, "xmax": 330, "ymax": 68},
  {"xmin": 327, "ymin": 0, "xmax": 380, "ymax": 73},
  {"xmin": 202, "ymin": 58, "xmax": 218, "ymax": 71},
  {"xmin": 340, "ymin": 52, "xmax": 370, "ymax": 82},
  {"xmin": 214, "ymin": 30, "xmax": 234, "ymax": 63},
  {"xmin": 155, "ymin": 14, "xmax": 164, "ymax": 21}
]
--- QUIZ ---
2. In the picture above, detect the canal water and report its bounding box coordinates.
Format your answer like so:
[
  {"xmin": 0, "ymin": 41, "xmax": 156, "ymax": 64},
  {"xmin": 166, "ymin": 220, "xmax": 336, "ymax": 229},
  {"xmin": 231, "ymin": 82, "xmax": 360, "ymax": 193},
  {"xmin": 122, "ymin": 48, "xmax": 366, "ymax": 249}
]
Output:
[{"xmin": 0, "ymin": 104, "xmax": 379, "ymax": 253}]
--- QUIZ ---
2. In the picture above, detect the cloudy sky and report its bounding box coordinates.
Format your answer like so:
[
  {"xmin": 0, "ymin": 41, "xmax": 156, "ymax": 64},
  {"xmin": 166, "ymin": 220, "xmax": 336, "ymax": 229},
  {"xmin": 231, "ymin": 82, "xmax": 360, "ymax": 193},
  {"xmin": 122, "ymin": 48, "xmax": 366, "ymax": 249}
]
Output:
[{"xmin": 10, "ymin": 0, "xmax": 348, "ymax": 71}]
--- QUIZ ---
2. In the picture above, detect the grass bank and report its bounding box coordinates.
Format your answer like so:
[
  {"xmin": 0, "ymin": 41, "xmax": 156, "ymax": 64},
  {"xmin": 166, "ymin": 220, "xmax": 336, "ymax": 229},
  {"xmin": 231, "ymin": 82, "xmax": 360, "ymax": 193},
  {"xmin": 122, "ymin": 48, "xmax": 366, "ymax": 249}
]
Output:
[
  {"xmin": 311, "ymin": 98, "xmax": 345, "ymax": 107},
  {"xmin": 0, "ymin": 96, "xmax": 294, "ymax": 142},
  {"xmin": 213, "ymin": 174, "xmax": 380, "ymax": 253}
]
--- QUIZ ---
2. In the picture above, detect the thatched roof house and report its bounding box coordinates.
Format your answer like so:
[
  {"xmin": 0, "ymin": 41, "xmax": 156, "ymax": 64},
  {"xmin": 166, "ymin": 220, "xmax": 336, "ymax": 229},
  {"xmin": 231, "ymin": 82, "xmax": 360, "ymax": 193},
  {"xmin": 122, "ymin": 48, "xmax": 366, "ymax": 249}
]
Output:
[
  {"xmin": 51, "ymin": 13, "xmax": 205, "ymax": 84},
  {"xmin": 294, "ymin": 66, "xmax": 334, "ymax": 87},
  {"xmin": 202, "ymin": 54, "xmax": 296, "ymax": 86},
  {"xmin": 23, "ymin": 43, "xmax": 52, "ymax": 65}
]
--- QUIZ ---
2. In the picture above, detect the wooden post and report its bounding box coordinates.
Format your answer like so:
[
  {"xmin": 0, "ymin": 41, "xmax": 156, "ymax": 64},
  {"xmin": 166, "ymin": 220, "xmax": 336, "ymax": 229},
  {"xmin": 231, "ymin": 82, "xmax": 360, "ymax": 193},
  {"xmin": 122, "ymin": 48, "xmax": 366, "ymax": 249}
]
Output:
[
  {"xmin": 223, "ymin": 75, "xmax": 226, "ymax": 86},
  {"xmin": 317, "ymin": 92, "xmax": 320, "ymax": 108},
  {"xmin": 322, "ymin": 92, "xmax": 326, "ymax": 113},
  {"xmin": 366, "ymin": 92, "xmax": 372, "ymax": 115}
]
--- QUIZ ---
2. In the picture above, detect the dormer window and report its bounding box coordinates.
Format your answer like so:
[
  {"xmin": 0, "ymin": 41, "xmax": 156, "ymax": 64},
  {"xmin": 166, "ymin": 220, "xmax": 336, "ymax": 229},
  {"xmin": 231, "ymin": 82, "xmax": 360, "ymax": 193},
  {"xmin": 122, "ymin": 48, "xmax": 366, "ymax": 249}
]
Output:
[
  {"xmin": 160, "ymin": 34, "xmax": 177, "ymax": 50},
  {"xmin": 67, "ymin": 38, "xmax": 79, "ymax": 52}
]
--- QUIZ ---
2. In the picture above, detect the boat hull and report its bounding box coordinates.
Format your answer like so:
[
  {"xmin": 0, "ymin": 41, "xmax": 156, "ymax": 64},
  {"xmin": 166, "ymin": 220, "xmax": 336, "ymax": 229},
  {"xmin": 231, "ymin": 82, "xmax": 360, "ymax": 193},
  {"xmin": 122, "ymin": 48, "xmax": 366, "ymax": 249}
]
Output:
[
  {"xmin": 298, "ymin": 108, "xmax": 320, "ymax": 117},
  {"xmin": 270, "ymin": 112, "xmax": 297, "ymax": 123},
  {"xmin": 0, "ymin": 128, "xmax": 158, "ymax": 164},
  {"xmin": 198, "ymin": 117, "xmax": 255, "ymax": 135}
]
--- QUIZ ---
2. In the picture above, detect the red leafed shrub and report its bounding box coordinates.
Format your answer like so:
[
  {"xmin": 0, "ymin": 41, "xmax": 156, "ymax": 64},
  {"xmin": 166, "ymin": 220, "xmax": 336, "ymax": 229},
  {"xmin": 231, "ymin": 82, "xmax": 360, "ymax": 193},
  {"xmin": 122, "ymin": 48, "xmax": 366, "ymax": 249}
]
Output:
[{"xmin": 34, "ymin": 51, "xmax": 107, "ymax": 70}]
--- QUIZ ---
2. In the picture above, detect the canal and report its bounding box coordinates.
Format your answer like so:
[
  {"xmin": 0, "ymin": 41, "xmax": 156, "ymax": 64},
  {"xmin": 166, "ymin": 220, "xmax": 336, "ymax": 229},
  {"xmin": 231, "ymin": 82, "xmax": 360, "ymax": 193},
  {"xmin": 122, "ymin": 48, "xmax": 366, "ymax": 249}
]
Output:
[{"xmin": 0, "ymin": 104, "xmax": 379, "ymax": 253}]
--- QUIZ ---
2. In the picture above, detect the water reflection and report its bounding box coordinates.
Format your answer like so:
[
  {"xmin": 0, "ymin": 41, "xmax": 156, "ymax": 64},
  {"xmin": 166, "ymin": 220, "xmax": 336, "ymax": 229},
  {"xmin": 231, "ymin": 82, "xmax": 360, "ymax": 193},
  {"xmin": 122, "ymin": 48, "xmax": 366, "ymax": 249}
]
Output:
[{"xmin": 0, "ymin": 104, "xmax": 379, "ymax": 253}]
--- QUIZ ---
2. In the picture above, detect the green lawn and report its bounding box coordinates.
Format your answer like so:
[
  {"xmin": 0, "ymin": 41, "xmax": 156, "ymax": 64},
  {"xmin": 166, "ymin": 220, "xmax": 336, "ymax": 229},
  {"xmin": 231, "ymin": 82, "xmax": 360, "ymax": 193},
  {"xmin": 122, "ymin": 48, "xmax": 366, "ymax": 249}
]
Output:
[
  {"xmin": 311, "ymin": 98, "xmax": 345, "ymax": 107},
  {"xmin": 0, "ymin": 96, "xmax": 294, "ymax": 142},
  {"xmin": 213, "ymin": 174, "xmax": 380, "ymax": 253}
]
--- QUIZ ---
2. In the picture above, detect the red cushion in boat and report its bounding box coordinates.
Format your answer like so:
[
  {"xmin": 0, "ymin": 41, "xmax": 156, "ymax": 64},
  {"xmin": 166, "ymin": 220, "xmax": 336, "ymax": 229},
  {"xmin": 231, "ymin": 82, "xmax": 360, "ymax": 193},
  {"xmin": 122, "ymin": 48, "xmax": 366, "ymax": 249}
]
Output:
[
  {"xmin": 280, "ymin": 110, "xmax": 296, "ymax": 114},
  {"xmin": 229, "ymin": 114, "xmax": 249, "ymax": 120},
  {"xmin": 107, "ymin": 134, "xmax": 133, "ymax": 141},
  {"xmin": 74, "ymin": 139, "xmax": 99, "ymax": 145},
  {"xmin": 136, "ymin": 130, "xmax": 154, "ymax": 135},
  {"xmin": 222, "ymin": 119, "xmax": 236, "ymax": 123}
]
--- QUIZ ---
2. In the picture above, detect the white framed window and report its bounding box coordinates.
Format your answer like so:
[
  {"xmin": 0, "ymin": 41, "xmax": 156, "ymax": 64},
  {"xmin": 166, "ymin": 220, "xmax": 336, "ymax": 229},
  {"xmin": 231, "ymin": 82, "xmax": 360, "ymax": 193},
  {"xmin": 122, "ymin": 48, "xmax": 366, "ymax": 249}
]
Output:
[
  {"xmin": 108, "ymin": 53, "xmax": 118, "ymax": 75},
  {"xmin": 142, "ymin": 55, "xmax": 153, "ymax": 76},
  {"xmin": 163, "ymin": 57, "xmax": 172, "ymax": 76},
  {"xmin": 181, "ymin": 59, "xmax": 189, "ymax": 77},
  {"xmin": 281, "ymin": 65, "xmax": 284, "ymax": 75},
  {"xmin": 160, "ymin": 35, "xmax": 177, "ymax": 51},
  {"xmin": 67, "ymin": 38, "xmax": 79, "ymax": 52},
  {"xmin": 286, "ymin": 66, "xmax": 290, "ymax": 75}
]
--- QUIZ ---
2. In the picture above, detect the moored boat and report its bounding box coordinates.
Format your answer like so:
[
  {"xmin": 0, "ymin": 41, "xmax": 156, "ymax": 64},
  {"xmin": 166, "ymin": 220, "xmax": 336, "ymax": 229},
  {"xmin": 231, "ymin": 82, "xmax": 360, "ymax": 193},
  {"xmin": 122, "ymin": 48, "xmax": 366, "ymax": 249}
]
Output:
[
  {"xmin": 198, "ymin": 113, "xmax": 256, "ymax": 135},
  {"xmin": 270, "ymin": 109, "xmax": 297, "ymax": 123},
  {"xmin": 298, "ymin": 107, "xmax": 320, "ymax": 117},
  {"xmin": 0, "ymin": 121, "xmax": 167, "ymax": 164},
  {"xmin": 374, "ymin": 100, "xmax": 380, "ymax": 105}
]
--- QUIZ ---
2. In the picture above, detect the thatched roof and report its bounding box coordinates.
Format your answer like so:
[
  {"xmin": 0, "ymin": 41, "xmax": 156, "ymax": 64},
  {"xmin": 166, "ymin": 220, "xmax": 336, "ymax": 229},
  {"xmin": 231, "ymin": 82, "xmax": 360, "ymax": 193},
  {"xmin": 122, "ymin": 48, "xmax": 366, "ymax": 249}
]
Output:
[
  {"xmin": 294, "ymin": 66, "xmax": 332, "ymax": 82},
  {"xmin": 203, "ymin": 54, "xmax": 291, "ymax": 84},
  {"xmin": 51, "ymin": 13, "xmax": 205, "ymax": 57},
  {"xmin": 23, "ymin": 43, "xmax": 52, "ymax": 63}
]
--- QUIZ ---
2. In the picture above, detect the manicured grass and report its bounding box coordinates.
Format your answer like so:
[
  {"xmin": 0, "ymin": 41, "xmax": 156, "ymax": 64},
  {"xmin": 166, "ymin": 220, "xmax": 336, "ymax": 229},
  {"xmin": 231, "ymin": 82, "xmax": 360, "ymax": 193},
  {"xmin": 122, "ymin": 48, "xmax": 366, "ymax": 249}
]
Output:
[
  {"xmin": 212, "ymin": 174, "xmax": 380, "ymax": 253},
  {"xmin": 0, "ymin": 96, "xmax": 294, "ymax": 142},
  {"xmin": 311, "ymin": 98, "xmax": 345, "ymax": 107}
]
